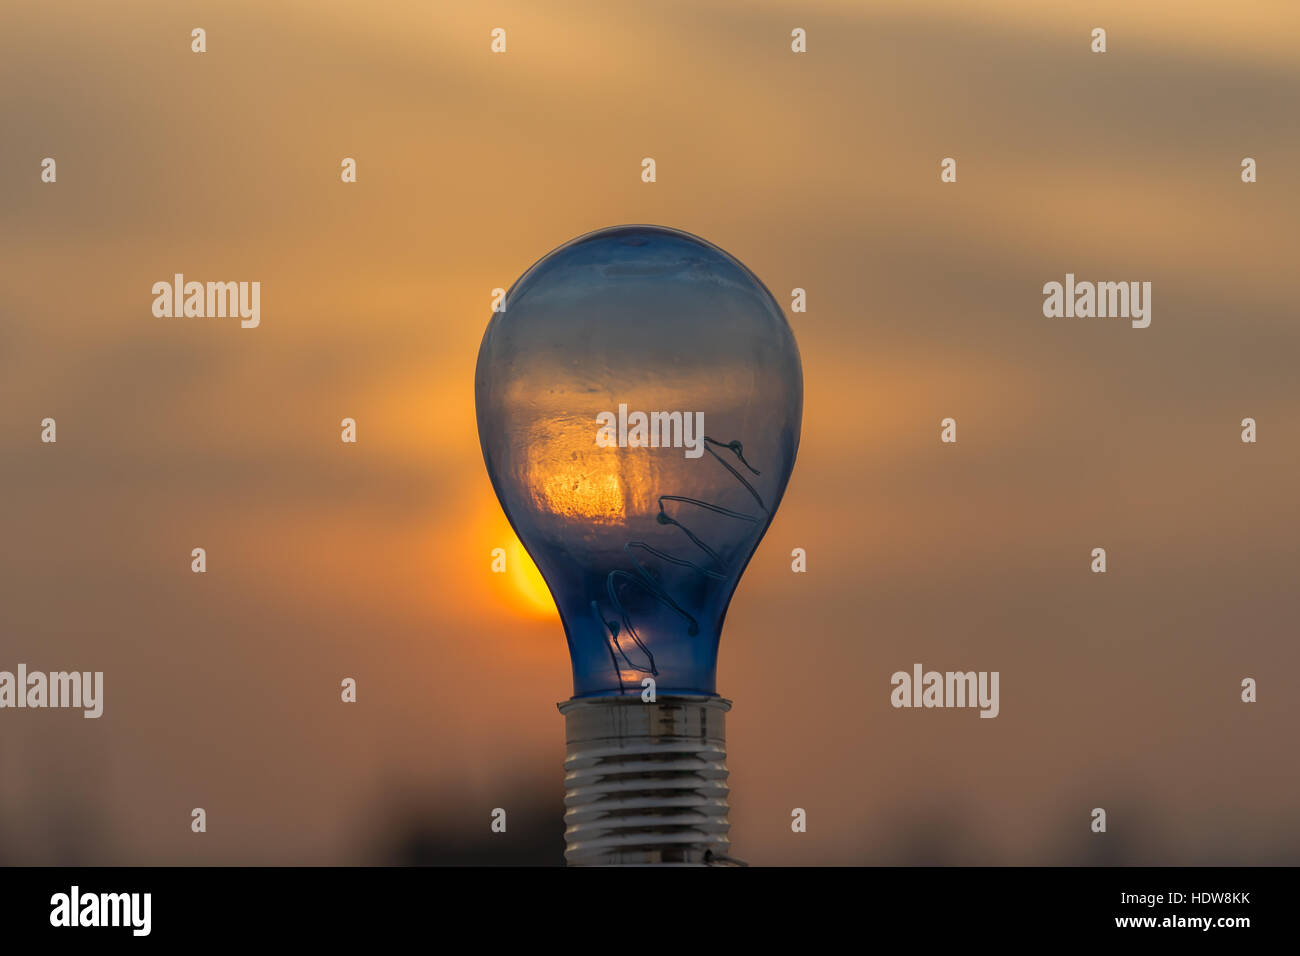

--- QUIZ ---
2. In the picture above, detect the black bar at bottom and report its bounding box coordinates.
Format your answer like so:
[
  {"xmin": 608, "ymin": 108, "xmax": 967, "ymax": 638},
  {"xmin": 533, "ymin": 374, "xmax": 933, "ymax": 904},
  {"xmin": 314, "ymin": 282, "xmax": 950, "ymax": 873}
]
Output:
[{"xmin": 0, "ymin": 865, "xmax": 1283, "ymax": 942}]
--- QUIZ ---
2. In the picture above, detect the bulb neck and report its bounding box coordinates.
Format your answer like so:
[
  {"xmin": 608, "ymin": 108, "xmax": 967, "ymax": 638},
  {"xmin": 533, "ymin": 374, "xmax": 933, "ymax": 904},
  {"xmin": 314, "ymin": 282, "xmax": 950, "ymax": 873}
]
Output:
[{"xmin": 557, "ymin": 694, "xmax": 741, "ymax": 866}]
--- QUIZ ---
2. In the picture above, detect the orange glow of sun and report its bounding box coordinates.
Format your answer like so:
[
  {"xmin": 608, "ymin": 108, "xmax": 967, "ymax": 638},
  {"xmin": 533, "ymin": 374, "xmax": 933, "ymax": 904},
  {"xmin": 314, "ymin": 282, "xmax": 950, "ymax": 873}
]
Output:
[{"xmin": 507, "ymin": 536, "xmax": 559, "ymax": 620}]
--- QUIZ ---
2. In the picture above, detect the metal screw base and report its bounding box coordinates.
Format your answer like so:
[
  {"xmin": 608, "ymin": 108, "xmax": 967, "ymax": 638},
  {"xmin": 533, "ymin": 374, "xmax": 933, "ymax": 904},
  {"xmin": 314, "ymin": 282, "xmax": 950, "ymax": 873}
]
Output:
[{"xmin": 558, "ymin": 695, "xmax": 739, "ymax": 866}]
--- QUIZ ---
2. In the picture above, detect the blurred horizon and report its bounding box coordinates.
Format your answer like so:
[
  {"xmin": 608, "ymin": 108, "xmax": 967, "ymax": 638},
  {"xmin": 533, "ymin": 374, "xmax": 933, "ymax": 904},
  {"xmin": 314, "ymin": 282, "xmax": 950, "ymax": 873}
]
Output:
[{"xmin": 2, "ymin": 0, "xmax": 1297, "ymax": 865}]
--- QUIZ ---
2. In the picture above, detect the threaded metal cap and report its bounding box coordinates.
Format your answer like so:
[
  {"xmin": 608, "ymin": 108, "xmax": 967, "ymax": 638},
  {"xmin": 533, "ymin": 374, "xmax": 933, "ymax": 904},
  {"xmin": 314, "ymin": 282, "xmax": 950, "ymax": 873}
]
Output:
[{"xmin": 557, "ymin": 695, "xmax": 739, "ymax": 866}]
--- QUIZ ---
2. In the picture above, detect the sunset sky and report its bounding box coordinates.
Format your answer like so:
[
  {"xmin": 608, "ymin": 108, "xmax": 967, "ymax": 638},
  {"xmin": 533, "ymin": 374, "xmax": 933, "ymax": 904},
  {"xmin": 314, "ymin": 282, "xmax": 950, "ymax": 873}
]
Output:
[{"xmin": 1, "ymin": 0, "xmax": 1297, "ymax": 864}]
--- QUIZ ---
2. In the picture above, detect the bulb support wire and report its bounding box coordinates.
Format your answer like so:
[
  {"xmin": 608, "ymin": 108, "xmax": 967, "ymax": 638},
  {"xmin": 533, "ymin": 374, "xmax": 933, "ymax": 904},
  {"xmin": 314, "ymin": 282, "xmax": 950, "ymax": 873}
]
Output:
[{"xmin": 595, "ymin": 437, "xmax": 767, "ymax": 690}]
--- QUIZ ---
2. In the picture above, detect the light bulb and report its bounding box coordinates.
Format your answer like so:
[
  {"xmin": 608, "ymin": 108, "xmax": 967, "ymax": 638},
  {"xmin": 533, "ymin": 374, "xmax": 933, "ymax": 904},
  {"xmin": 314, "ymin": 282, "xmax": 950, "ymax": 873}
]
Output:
[{"xmin": 475, "ymin": 224, "xmax": 802, "ymax": 865}]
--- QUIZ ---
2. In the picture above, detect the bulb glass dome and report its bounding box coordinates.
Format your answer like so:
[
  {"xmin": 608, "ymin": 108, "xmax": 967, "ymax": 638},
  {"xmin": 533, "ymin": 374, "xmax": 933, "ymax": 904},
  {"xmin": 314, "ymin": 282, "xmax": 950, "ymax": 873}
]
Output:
[{"xmin": 475, "ymin": 225, "xmax": 802, "ymax": 698}]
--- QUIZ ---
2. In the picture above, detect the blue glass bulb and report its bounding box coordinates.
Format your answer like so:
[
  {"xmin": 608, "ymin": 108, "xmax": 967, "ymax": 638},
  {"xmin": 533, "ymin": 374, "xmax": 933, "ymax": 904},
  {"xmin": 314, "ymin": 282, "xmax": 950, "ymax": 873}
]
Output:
[{"xmin": 475, "ymin": 225, "xmax": 802, "ymax": 698}]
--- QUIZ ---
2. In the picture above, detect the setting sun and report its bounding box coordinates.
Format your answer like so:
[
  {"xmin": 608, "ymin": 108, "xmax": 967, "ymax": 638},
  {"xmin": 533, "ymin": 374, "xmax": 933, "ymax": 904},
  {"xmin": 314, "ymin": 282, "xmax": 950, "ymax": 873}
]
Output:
[{"xmin": 506, "ymin": 536, "xmax": 558, "ymax": 619}]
